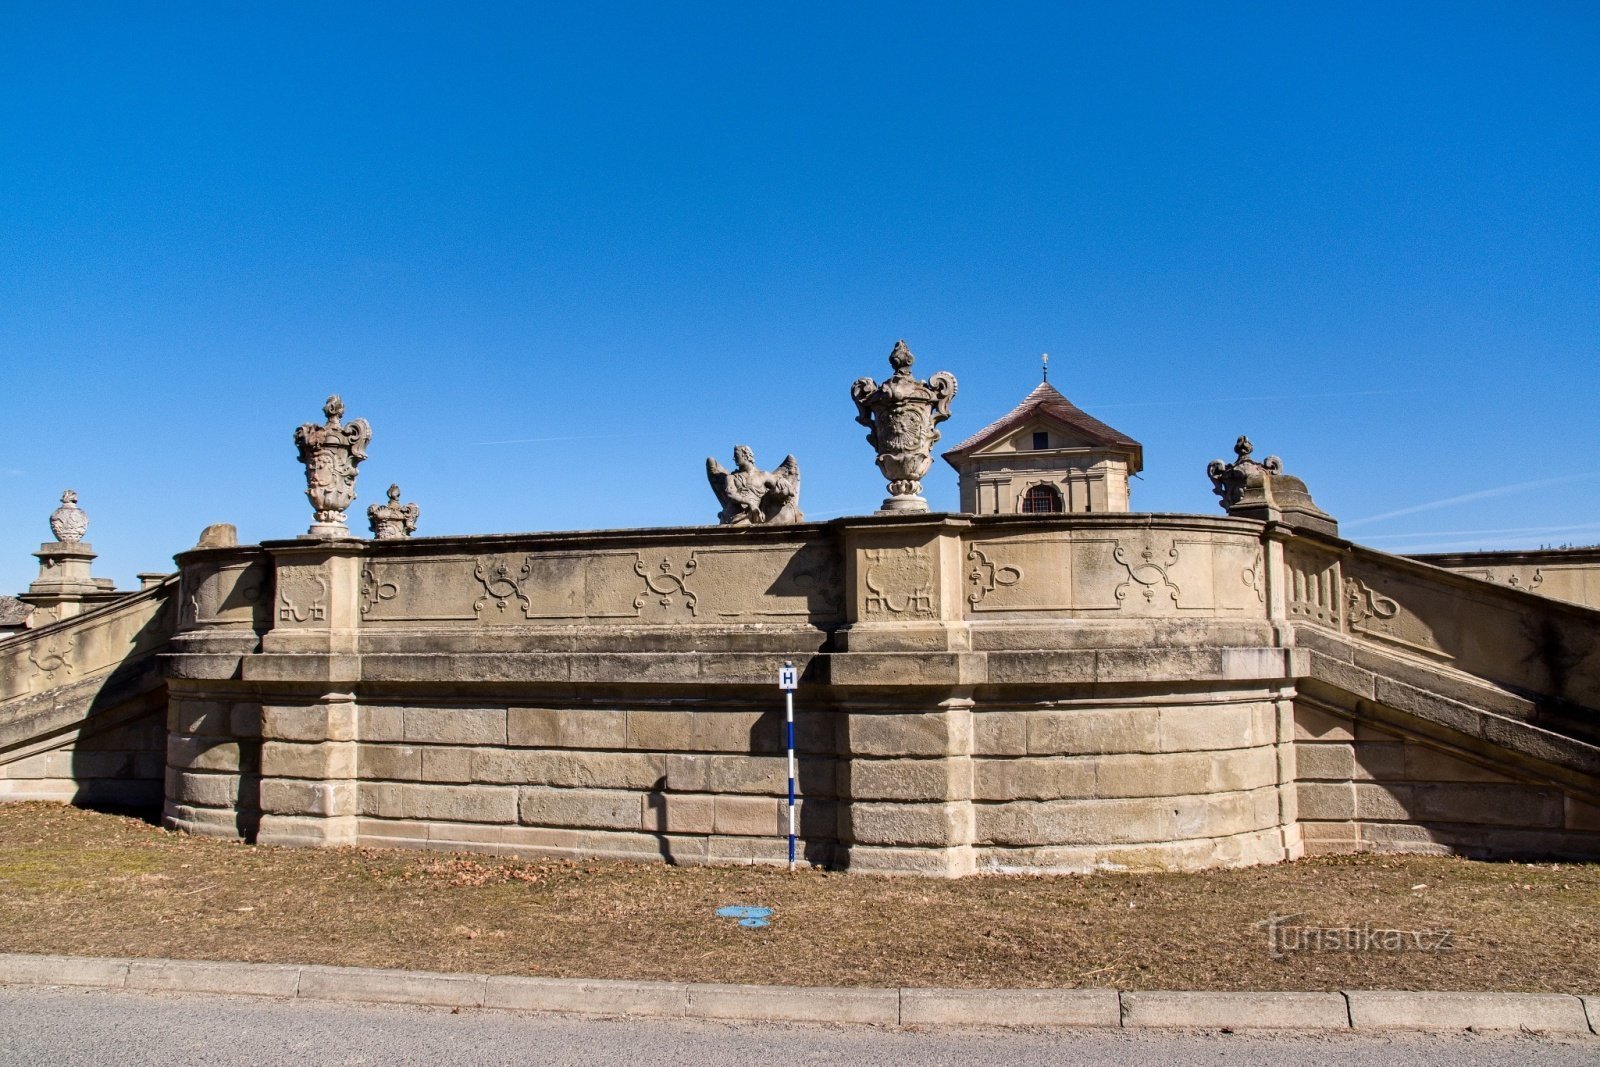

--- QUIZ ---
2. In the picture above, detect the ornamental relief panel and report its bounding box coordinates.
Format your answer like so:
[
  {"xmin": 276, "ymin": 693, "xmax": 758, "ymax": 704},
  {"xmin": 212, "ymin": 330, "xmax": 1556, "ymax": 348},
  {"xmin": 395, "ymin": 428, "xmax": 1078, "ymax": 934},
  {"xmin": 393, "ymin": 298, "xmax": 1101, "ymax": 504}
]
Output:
[
  {"xmin": 863, "ymin": 547, "xmax": 936, "ymax": 618},
  {"xmin": 276, "ymin": 568, "xmax": 328, "ymax": 626},
  {"xmin": 353, "ymin": 543, "xmax": 836, "ymax": 626},
  {"xmin": 27, "ymin": 638, "xmax": 74, "ymax": 682},
  {"xmin": 960, "ymin": 533, "xmax": 1262, "ymax": 616},
  {"xmin": 1459, "ymin": 567, "xmax": 1546, "ymax": 593},
  {"xmin": 1343, "ymin": 574, "xmax": 1451, "ymax": 661},
  {"xmin": 964, "ymin": 538, "xmax": 1070, "ymax": 612},
  {"xmin": 1285, "ymin": 545, "xmax": 1341, "ymax": 628}
]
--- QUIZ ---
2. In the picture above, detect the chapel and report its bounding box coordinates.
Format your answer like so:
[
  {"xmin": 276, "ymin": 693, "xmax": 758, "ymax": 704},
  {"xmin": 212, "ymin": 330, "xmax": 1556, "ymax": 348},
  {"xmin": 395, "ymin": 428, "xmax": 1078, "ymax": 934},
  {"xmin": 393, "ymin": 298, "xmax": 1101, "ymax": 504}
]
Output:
[{"xmin": 941, "ymin": 373, "xmax": 1142, "ymax": 515}]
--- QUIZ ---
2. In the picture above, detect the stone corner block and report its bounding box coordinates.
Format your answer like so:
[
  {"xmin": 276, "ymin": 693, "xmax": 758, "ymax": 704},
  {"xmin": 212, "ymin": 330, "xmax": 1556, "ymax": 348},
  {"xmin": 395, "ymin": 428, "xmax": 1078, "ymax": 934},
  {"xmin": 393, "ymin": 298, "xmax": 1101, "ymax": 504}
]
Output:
[
  {"xmin": 1119, "ymin": 990, "xmax": 1350, "ymax": 1030},
  {"xmin": 899, "ymin": 987, "xmax": 1119, "ymax": 1027},
  {"xmin": 686, "ymin": 982, "xmax": 898, "ymax": 1025},
  {"xmin": 1345, "ymin": 990, "xmax": 1591, "ymax": 1033}
]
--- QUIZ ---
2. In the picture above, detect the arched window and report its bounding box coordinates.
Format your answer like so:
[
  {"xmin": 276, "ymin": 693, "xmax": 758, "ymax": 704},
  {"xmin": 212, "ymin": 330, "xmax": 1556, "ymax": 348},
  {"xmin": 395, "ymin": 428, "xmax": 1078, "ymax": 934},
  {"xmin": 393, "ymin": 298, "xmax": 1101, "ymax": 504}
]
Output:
[{"xmin": 1020, "ymin": 484, "xmax": 1064, "ymax": 514}]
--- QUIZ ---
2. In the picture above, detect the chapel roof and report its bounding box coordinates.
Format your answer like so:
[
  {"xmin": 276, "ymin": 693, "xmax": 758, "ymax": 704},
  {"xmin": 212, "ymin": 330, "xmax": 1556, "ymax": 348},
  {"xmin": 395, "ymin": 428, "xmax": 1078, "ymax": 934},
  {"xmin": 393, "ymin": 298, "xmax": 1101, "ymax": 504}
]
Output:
[{"xmin": 941, "ymin": 380, "xmax": 1142, "ymax": 468}]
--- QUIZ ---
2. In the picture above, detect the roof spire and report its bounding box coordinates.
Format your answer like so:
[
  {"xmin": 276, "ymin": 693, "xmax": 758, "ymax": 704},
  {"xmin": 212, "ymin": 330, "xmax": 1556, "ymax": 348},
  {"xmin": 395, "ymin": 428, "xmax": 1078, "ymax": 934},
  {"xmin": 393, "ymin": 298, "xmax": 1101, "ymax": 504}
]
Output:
[{"xmin": 1041, "ymin": 352, "xmax": 1049, "ymax": 383}]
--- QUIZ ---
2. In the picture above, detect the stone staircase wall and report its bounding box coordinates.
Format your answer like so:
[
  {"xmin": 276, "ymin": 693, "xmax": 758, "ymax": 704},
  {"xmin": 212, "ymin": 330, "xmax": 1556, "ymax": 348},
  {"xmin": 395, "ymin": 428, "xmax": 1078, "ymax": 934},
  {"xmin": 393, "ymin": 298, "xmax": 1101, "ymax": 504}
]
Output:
[{"xmin": 0, "ymin": 579, "xmax": 177, "ymax": 810}]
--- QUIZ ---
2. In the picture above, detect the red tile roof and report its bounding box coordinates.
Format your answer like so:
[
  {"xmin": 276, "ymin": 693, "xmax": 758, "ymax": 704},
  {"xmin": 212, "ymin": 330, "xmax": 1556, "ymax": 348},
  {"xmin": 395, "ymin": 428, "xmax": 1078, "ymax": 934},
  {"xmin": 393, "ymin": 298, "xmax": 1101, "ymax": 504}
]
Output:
[{"xmin": 942, "ymin": 381, "xmax": 1142, "ymax": 470}]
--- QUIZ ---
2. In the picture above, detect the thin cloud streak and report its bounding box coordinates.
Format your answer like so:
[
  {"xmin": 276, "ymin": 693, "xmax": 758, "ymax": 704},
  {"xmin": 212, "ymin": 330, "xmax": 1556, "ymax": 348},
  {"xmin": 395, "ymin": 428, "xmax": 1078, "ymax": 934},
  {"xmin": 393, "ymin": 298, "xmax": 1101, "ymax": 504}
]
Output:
[{"xmin": 1345, "ymin": 472, "xmax": 1600, "ymax": 529}]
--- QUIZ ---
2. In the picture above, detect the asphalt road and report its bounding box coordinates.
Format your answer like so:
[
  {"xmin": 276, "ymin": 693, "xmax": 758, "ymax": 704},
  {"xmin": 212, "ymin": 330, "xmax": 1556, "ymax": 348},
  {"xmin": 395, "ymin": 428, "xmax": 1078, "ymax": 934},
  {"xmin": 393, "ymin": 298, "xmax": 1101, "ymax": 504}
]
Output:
[{"xmin": 1, "ymin": 986, "xmax": 1595, "ymax": 1066}]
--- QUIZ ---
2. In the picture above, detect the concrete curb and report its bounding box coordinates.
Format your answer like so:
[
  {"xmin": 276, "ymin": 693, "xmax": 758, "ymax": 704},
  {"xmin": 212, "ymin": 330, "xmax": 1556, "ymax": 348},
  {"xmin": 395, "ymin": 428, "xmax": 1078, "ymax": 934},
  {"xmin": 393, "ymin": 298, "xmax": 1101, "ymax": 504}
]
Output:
[{"xmin": 0, "ymin": 953, "xmax": 1595, "ymax": 1036}]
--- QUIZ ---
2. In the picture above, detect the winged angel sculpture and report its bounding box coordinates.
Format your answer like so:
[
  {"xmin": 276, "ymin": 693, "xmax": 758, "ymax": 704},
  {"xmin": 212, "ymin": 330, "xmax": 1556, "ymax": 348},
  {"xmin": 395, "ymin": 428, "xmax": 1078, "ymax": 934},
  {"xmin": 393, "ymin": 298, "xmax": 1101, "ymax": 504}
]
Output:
[{"xmin": 706, "ymin": 445, "xmax": 804, "ymax": 525}]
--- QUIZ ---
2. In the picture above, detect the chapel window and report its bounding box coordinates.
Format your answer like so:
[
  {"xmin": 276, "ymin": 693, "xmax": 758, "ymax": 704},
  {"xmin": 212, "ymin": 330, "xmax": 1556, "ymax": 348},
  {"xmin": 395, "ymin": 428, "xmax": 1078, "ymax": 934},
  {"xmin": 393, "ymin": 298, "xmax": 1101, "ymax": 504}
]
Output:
[
  {"xmin": 1021, "ymin": 484, "xmax": 1064, "ymax": 514},
  {"xmin": 1032, "ymin": 431, "xmax": 1049, "ymax": 450}
]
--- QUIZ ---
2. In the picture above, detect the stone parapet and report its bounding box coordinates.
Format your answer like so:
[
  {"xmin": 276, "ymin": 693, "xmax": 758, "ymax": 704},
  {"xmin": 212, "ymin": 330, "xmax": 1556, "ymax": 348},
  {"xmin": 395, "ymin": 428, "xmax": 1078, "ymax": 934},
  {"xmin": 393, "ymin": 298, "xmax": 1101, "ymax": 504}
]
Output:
[{"xmin": 9, "ymin": 510, "xmax": 1600, "ymax": 874}]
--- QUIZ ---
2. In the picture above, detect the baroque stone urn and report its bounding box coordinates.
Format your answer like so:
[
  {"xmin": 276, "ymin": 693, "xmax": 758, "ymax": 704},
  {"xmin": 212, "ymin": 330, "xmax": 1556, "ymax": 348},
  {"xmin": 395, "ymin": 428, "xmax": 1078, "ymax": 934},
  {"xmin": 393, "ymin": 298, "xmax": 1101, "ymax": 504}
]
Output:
[
  {"xmin": 293, "ymin": 395, "xmax": 372, "ymax": 539},
  {"xmin": 851, "ymin": 340, "xmax": 958, "ymax": 513},
  {"xmin": 49, "ymin": 490, "xmax": 88, "ymax": 544}
]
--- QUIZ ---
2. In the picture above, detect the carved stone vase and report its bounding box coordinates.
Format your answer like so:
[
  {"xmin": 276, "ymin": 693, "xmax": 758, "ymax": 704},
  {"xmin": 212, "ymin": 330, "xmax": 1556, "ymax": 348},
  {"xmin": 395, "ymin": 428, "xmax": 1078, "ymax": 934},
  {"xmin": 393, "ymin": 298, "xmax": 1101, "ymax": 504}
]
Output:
[
  {"xmin": 851, "ymin": 340, "xmax": 957, "ymax": 513},
  {"xmin": 294, "ymin": 395, "xmax": 372, "ymax": 539},
  {"xmin": 49, "ymin": 490, "xmax": 88, "ymax": 544}
]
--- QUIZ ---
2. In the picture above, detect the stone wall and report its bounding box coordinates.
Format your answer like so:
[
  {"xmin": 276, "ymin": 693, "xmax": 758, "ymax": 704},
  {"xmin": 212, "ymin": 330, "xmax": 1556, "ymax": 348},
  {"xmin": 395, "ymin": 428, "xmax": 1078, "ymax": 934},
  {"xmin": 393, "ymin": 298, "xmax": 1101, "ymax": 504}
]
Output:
[
  {"xmin": 1411, "ymin": 547, "xmax": 1600, "ymax": 612},
  {"xmin": 9, "ymin": 512, "xmax": 1600, "ymax": 875},
  {"xmin": 1295, "ymin": 699, "xmax": 1600, "ymax": 858},
  {"xmin": 0, "ymin": 580, "xmax": 175, "ymax": 809}
]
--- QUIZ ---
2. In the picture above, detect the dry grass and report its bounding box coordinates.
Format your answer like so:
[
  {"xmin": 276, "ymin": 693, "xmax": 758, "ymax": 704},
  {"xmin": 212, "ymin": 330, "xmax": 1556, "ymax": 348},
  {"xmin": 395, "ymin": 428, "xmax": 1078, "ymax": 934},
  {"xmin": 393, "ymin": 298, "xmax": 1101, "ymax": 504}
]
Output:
[{"xmin": 2, "ymin": 802, "xmax": 1597, "ymax": 992}]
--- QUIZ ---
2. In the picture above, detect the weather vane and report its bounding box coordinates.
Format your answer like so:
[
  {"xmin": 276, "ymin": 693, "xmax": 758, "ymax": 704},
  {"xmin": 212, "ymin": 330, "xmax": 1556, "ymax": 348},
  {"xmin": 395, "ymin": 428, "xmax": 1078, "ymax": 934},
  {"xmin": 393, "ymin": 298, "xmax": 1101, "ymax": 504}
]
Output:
[{"xmin": 1041, "ymin": 352, "xmax": 1049, "ymax": 382}]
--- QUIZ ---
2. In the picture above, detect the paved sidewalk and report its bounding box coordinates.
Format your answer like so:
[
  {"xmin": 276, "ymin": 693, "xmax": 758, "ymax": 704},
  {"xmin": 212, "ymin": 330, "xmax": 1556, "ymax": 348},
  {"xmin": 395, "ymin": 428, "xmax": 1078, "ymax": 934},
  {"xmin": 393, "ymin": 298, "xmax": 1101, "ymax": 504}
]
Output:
[{"xmin": 1, "ymin": 953, "xmax": 1595, "ymax": 1036}]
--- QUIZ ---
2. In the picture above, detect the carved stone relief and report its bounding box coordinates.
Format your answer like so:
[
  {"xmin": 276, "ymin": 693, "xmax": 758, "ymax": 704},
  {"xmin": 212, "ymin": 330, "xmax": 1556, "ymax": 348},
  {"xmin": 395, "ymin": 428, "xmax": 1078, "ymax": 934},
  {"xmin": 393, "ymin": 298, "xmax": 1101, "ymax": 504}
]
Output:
[
  {"xmin": 1462, "ymin": 567, "xmax": 1546, "ymax": 593},
  {"xmin": 360, "ymin": 564, "xmax": 399, "ymax": 618},
  {"xmin": 863, "ymin": 547, "xmax": 936, "ymax": 617},
  {"xmin": 1343, "ymin": 575, "xmax": 1450, "ymax": 660},
  {"xmin": 634, "ymin": 554, "xmax": 699, "ymax": 616},
  {"xmin": 1113, "ymin": 542, "xmax": 1181, "ymax": 605},
  {"xmin": 186, "ymin": 564, "xmax": 265, "ymax": 626},
  {"xmin": 1241, "ymin": 548, "xmax": 1266, "ymax": 604},
  {"xmin": 27, "ymin": 639, "xmax": 73, "ymax": 681},
  {"xmin": 1285, "ymin": 546, "xmax": 1341, "ymax": 627},
  {"xmin": 277, "ymin": 570, "xmax": 329, "ymax": 625},
  {"xmin": 967, "ymin": 547, "xmax": 1023, "ymax": 606},
  {"xmin": 474, "ymin": 557, "xmax": 534, "ymax": 618}
]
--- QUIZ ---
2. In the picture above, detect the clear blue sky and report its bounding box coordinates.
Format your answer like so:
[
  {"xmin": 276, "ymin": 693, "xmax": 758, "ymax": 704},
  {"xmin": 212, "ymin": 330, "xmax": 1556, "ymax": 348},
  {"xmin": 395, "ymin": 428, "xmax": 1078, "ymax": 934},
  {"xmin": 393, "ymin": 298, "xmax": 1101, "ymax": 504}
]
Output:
[{"xmin": 3, "ymin": 3, "xmax": 1597, "ymax": 594}]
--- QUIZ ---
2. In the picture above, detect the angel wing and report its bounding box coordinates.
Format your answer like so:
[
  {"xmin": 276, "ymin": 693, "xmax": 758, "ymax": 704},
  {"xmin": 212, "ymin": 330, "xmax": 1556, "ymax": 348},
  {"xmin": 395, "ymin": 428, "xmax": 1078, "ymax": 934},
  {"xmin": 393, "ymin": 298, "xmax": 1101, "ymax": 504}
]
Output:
[{"xmin": 706, "ymin": 456, "xmax": 729, "ymax": 495}]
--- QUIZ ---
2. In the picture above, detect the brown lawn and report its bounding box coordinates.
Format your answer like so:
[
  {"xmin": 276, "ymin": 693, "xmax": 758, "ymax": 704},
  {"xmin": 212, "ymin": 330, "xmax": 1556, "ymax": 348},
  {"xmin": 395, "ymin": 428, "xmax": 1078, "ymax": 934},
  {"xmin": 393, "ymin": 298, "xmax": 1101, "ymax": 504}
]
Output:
[{"xmin": 1, "ymin": 802, "xmax": 1596, "ymax": 992}]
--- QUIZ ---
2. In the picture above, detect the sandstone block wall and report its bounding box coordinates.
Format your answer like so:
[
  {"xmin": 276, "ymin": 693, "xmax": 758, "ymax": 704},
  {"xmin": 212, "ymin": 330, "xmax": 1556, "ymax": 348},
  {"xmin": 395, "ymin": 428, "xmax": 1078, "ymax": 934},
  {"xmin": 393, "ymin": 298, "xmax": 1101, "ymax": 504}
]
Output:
[
  {"xmin": 968, "ymin": 690, "xmax": 1294, "ymax": 872},
  {"xmin": 0, "ymin": 580, "xmax": 175, "ymax": 810},
  {"xmin": 11, "ymin": 512, "xmax": 1600, "ymax": 876},
  {"xmin": 1294, "ymin": 700, "xmax": 1600, "ymax": 858}
]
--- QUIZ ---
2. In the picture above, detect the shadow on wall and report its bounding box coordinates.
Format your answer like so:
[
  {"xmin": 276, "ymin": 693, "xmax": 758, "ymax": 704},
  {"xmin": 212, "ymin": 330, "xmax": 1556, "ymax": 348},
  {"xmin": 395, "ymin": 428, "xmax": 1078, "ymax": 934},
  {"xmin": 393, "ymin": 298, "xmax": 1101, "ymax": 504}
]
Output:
[{"xmin": 60, "ymin": 598, "xmax": 178, "ymax": 823}]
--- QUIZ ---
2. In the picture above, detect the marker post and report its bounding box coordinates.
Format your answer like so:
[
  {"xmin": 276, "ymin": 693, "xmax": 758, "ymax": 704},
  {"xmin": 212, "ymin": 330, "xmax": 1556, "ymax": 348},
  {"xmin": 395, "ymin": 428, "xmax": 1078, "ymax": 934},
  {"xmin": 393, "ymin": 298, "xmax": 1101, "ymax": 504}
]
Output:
[{"xmin": 778, "ymin": 660, "xmax": 799, "ymax": 871}]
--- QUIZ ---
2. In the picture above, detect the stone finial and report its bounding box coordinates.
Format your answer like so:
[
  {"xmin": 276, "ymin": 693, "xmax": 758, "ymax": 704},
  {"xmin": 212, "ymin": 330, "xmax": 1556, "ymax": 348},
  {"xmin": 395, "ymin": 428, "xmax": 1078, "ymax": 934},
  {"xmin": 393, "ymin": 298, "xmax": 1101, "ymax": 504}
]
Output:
[
  {"xmin": 195, "ymin": 523, "xmax": 239, "ymax": 549},
  {"xmin": 367, "ymin": 483, "xmax": 420, "ymax": 540},
  {"xmin": 706, "ymin": 447, "xmax": 803, "ymax": 525},
  {"xmin": 1206, "ymin": 436, "xmax": 1282, "ymax": 510},
  {"xmin": 49, "ymin": 490, "xmax": 88, "ymax": 544},
  {"xmin": 1207, "ymin": 435, "xmax": 1336, "ymax": 535},
  {"xmin": 293, "ymin": 394, "xmax": 372, "ymax": 539},
  {"xmin": 851, "ymin": 340, "xmax": 958, "ymax": 514}
]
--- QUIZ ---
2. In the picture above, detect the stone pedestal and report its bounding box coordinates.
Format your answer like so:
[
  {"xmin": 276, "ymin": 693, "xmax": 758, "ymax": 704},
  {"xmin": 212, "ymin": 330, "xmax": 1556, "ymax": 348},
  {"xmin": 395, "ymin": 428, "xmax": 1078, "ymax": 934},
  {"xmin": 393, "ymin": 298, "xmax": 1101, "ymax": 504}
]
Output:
[
  {"xmin": 253, "ymin": 539, "xmax": 364, "ymax": 846},
  {"xmin": 25, "ymin": 542, "xmax": 116, "ymax": 624}
]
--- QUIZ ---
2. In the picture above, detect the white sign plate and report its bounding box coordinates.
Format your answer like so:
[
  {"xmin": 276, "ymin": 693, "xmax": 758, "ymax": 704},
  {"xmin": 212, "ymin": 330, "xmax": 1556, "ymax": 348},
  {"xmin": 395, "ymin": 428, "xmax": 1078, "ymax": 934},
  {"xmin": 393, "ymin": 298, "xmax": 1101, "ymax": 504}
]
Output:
[{"xmin": 777, "ymin": 664, "xmax": 798, "ymax": 691}]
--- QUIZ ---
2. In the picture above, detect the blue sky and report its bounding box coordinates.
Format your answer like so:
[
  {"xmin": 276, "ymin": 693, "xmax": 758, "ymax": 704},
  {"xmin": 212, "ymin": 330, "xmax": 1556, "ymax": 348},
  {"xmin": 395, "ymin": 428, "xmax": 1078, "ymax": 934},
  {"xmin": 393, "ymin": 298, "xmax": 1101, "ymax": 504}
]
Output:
[{"xmin": 2, "ymin": 3, "xmax": 1597, "ymax": 594}]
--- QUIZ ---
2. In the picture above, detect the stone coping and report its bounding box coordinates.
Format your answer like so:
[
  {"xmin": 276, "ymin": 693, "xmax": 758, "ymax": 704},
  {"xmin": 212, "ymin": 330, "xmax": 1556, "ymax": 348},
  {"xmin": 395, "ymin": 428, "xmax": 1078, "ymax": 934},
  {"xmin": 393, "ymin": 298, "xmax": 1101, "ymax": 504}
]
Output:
[{"xmin": 1, "ymin": 953, "xmax": 1594, "ymax": 1035}]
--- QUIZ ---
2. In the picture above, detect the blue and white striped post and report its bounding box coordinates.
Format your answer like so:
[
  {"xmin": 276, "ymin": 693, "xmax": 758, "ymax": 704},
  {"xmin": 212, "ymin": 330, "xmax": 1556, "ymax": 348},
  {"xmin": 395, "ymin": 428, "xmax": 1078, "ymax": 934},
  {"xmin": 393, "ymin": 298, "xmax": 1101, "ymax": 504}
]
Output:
[{"xmin": 778, "ymin": 659, "xmax": 799, "ymax": 871}]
